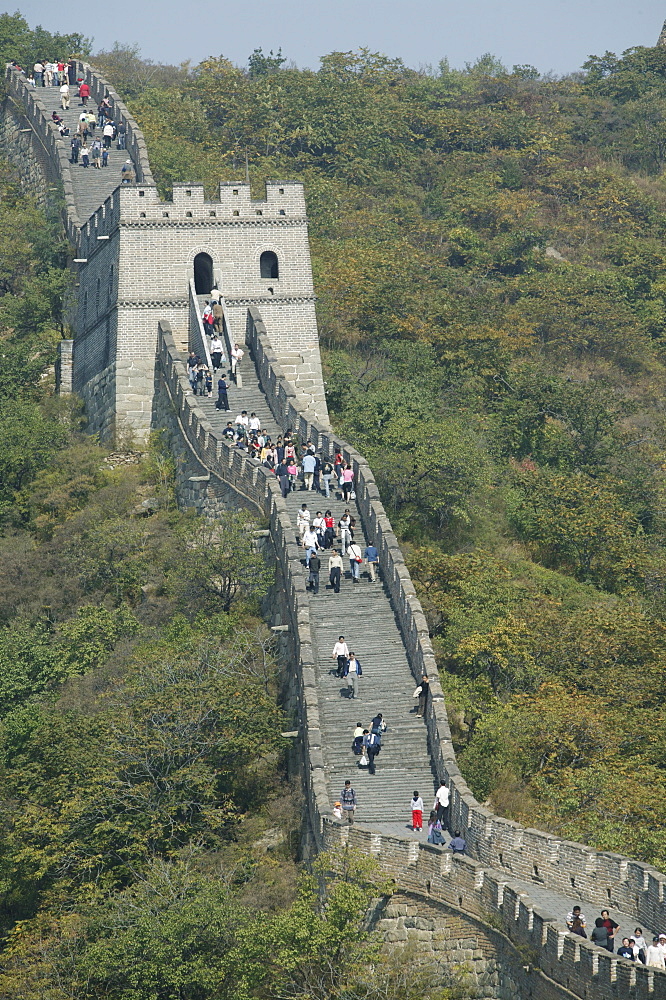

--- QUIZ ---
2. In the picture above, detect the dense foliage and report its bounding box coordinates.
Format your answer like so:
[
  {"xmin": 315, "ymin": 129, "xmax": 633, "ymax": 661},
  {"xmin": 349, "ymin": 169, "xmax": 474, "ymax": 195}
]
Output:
[{"xmin": 91, "ymin": 39, "xmax": 666, "ymax": 868}]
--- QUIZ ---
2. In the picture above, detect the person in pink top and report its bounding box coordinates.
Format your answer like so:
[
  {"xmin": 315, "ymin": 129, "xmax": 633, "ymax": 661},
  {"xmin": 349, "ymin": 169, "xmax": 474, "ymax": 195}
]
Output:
[{"xmin": 341, "ymin": 463, "xmax": 354, "ymax": 502}]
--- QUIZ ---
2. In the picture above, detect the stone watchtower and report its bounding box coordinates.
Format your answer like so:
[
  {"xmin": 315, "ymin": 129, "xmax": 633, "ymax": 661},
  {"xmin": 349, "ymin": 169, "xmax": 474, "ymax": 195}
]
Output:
[
  {"xmin": 73, "ymin": 177, "xmax": 328, "ymax": 440},
  {"xmin": 1, "ymin": 60, "xmax": 328, "ymax": 443}
]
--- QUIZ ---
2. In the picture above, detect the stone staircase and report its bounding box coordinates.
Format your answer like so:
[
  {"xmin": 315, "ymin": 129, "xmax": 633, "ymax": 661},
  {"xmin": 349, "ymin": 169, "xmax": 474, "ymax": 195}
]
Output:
[
  {"xmin": 35, "ymin": 82, "xmax": 135, "ymax": 221},
  {"xmin": 194, "ymin": 350, "xmax": 437, "ymax": 828}
]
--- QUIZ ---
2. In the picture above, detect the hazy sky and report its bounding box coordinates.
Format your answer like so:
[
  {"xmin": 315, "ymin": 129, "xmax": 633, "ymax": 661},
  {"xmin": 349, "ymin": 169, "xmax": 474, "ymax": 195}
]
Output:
[{"xmin": 13, "ymin": 0, "xmax": 666, "ymax": 75}]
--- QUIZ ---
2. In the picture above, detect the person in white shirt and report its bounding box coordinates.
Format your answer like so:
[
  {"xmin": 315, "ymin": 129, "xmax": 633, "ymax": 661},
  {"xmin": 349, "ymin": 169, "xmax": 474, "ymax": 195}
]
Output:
[
  {"xmin": 434, "ymin": 782, "xmax": 450, "ymax": 827},
  {"xmin": 411, "ymin": 792, "xmax": 424, "ymax": 832},
  {"xmin": 633, "ymin": 928, "xmax": 647, "ymax": 955},
  {"xmin": 332, "ymin": 636, "xmax": 349, "ymax": 677},
  {"xmin": 297, "ymin": 503, "xmax": 310, "ymax": 540},
  {"xmin": 303, "ymin": 527, "xmax": 318, "ymax": 567},
  {"xmin": 646, "ymin": 937, "xmax": 665, "ymax": 968},
  {"xmin": 235, "ymin": 411, "xmax": 249, "ymax": 432},
  {"xmin": 338, "ymin": 511, "xmax": 352, "ymax": 556},
  {"xmin": 210, "ymin": 336, "xmax": 225, "ymax": 371},
  {"xmin": 248, "ymin": 412, "xmax": 261, "ymax": 434},
  {"xmin": 312, "ymin": 511, "xmax": 325, "ymax": 547},
  {"xmin": 347, "ymin": 540, "xmax": 363, "ymax": 583},
  {"xmin": 328, "ymin": 550, "xmax": 343, "ymax": 594},
  {"xmin": 60, "ymin": 83, "xmax": 70, "ymax": 109},
  {"xmin": 231, "ymin": 343, "xmax": 244, "ymax": 376}
]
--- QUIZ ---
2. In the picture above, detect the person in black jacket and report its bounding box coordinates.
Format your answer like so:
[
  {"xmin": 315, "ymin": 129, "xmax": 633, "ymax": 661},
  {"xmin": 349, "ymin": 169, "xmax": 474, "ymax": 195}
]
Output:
[
  {"xmin": 308, "ymin": 553, "xmax": 321, "ymax": 594},
  {"xmin": 417, "ymin": 675, "xmax": 430, "ymax": 717}
]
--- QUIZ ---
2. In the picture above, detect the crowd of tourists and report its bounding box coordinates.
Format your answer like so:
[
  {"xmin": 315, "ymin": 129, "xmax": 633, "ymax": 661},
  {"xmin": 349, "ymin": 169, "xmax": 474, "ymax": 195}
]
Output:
[
  {"xmin": 10, "ymin": 60, "xmax": 133, "ymax": 181},
  {"xmin": 565, "ymin": 906, "xmax": 666, "ymax": 966}
]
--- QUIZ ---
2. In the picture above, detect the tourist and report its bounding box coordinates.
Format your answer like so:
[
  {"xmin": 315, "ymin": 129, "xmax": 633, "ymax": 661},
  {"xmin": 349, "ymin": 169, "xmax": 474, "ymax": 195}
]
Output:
[
  {"xmin": 308, "ymin": 552, "xmax": 321, "ymax": 594},
  {"xmin": 352, "ymin": 723, "xmax": 365, "ymax": 756},
  {"xmin": 287, "ymin": 458, "xmax": 299, "ymax": 491},
  {"xmin": 78, "ymin": 80, "xmax": 90, "ymax": 105},
  {"xmin": 231, "ymin": 342, "xmax": 244, "ymax": 378},
  {"xmin": 276, "ymin": 460, "xmax": 290, "ymax": 499},
  {"xmin": 411, "ymin": 791, "xmax": 424, "ymax": 832},
  {"xmin": 364, "ymin": 539, "xmax": 379, "ymax": 582},
  {"xmin": 212, "ymin": 299, "xmax": 223, "ymax": 332},
  {"xmin": 321, "ymin": 457, "xmax": 333, "ymax": 498},
  {"xmin": 303, "ymin": 526, "xmax": 318, "ymax": 569},
  {"xmin": 566, "ymin": 906, "xmax": 587, "ymax": 932},
  {"xmin": 319, "ymin": 510, "xmax": 334, "ymax": 549},
  {"xmin": 633, "ymin": 928, "xmax": 648, "ymax": 956},
  {"xmin": 646, "ymin": 937, "xmax": 665, "ymax": 969},
  {"xmin": 340, "ymin": 780, "xmax": 357, "ymax": 823},
  {"xmin": 60, "ymin": 82, "xmax": 70, "ymax": 109},
  {"xmin": 216, "ymin": 376, "xmax": 229, "ymax": 411},
  {"xmin": 600, "ymin": 910, "xmax": 619, "ymax": 953},
  {"xmin": 363, "ymin": 727, "xmax": 380, "ymax": 773},
  {"xmin": 302, "ymin": 450, "xmax": 316, "ymax": 491},
  {"xmin": 590, "ymin": 918, "xmax": 609, "ymax": 949},
  {"xmin": 297, "ymin": 502, "xmax": 311, "ymax": 541},
  {"xmin": 312, "ymin": 511, "xmax": 325, "ymax": 548},
  {"xmin": 210, "ymin": 335, "xmax": 224, "ymax": 372},
  {"xmin": 341, "ymin": 462, "xmax": 354, "ymax": 502},
  {"xmin": 570, "ymin": 917, "xmax": 587, "ymax": 938},
  {"xmin": 332, "ymin": 636, "xmax": 349, "ymax": 678},
  {"xmin": 80, "ymin": 142, "xmax": 90, "ymax": 168},
  {"xmin": 103, "ymin": 120, "xmax": 114, "ymax": 148},
  {"xmin": 120, "ymin": 159, "xmax": 134, "ymax": 183},
  {"xmin": 343, "ymin": 652, "xmax": 362, "ymax": 699},
  {"xmin": 338, "ymin": 509, "xmax": 352, "ymax": 556},
  {"xmin": 328, "ymin": 550, "xmax": 343, "ymax": 594},
  {"xmin": 617, "ymin": 938, "xmax": 635, "ymax": 961},
  {"xmin": 434, "ymin": 782, "xmax": 450, "ymax": 829},
  {"xmin": 428, "ymin": 811, "xmax": 445, "ymax": 845},
  {"xmin": 448, "ymin": 831, "xmax": 467, "ymax": 854},
  {"xmin": 416, "ymin": 674, "xmax": 430, "ymax": 718},
  {"xmin": 348, "ymin": 539, "xmax": 363, "ymax": 584}
]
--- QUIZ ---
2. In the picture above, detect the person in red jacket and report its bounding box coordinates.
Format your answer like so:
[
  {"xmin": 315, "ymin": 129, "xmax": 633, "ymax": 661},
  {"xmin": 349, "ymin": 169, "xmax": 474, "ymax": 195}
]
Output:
[{"xmin": 78, "ymin": 81, "xmax": 90, "ymax": 106}]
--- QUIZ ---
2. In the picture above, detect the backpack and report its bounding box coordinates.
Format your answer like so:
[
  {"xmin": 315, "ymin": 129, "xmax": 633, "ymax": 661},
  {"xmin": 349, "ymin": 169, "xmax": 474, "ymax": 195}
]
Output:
[{"xmin": 368, "ymin": 732, "xmax": 381, "ymax": 751}]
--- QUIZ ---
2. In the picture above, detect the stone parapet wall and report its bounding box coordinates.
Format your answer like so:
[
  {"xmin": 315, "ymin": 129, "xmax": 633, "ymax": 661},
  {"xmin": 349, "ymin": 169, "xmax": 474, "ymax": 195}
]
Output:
[
  {"xmin": 244, "ymin": 305, "xmax": 666, "ymax": 945},
  {"xmin": 157, "ymin": 321, "xmax": 331, "ymax": 839},
  {"xmin": 325, "ymin": 823, "xmax": 664, "ymax": 1000}
]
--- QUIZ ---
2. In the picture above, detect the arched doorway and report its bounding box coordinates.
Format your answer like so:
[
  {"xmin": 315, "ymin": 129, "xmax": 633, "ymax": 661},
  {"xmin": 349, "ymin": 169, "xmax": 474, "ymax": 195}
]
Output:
[
  {"xmin": 193, "ymin": 252, "xmax": 214, "ymax": 294},
  {"xmin": 260, "ymin": 251, "xmax": 279, "ymax": 279}
]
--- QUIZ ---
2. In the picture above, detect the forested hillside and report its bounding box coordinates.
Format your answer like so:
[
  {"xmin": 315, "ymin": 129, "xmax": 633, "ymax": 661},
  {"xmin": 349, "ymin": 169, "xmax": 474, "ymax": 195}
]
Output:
[{"xmin": 90, "ymin": 40, "xmax": 666, "ymax": 867}]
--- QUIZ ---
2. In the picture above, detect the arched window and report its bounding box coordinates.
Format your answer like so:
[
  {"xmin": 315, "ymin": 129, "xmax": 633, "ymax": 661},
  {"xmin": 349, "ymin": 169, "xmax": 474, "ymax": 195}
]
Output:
[
  {"xmin": 260, "ymin": 251, "xmax": 279, "ymax": 279},
  {"xmin": 193, "ymin": 252, "xmax": 214, "ymax": 294}
]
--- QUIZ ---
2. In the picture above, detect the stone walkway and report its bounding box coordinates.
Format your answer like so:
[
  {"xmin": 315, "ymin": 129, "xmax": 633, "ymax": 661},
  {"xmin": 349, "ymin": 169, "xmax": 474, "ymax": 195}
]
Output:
[{"xmin": 35, "ymin": 81, "xmax": 135, "ymax": 222}]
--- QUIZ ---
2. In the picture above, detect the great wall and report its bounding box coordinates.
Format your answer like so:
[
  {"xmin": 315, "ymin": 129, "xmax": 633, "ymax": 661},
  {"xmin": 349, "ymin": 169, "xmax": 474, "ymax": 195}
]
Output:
[{"xmin": 4, "ymin": 59, "xmax": 666, "ymax": 1000}]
